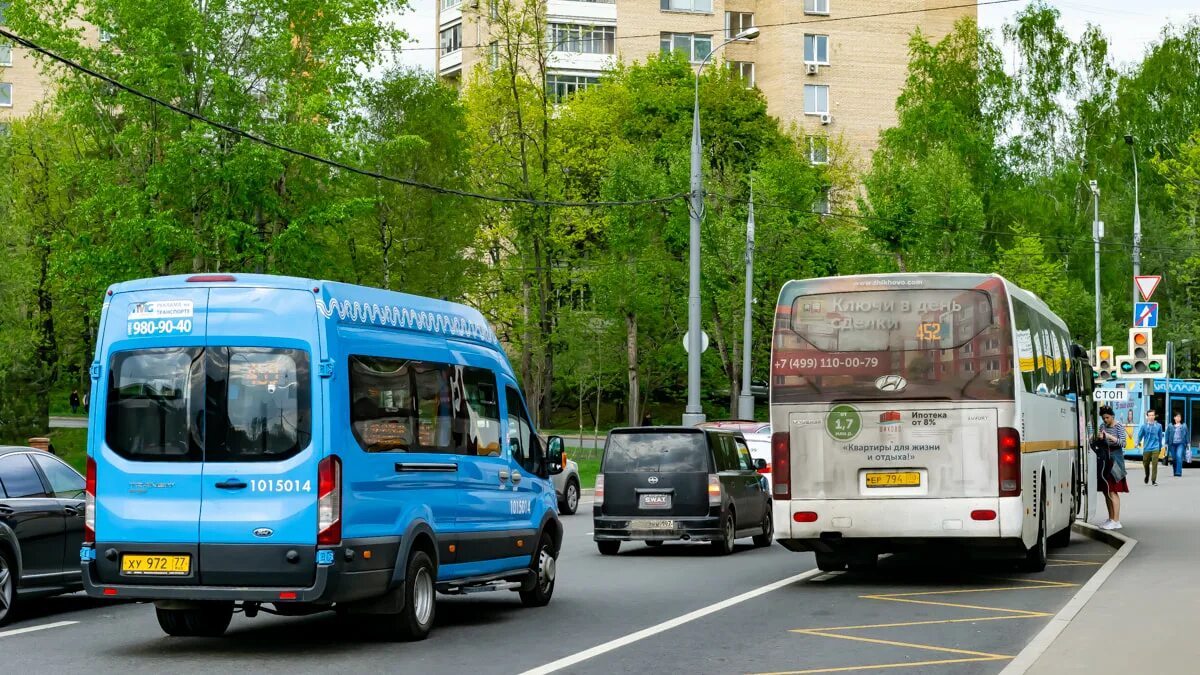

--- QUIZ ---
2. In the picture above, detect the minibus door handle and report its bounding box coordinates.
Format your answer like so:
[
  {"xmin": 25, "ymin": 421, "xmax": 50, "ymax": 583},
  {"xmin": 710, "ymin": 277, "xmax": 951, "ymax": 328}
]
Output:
[
  {"xmin": 215, "ymin": 479, "xmax": 248, "ymax": 490},
  {"xmin": 498, "ymin": 470, "xmax": 509, "ymax": 485}
]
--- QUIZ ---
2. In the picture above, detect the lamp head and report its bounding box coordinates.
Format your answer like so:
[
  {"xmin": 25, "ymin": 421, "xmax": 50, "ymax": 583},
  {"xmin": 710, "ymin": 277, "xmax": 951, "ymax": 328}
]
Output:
[
  {"xmin": 736, "ymin": 26, "xmax": 760, "ymax": 41},
  {"xmin": 1124, "ymin": 134, "xmax": 1135, "ymax": 145}
]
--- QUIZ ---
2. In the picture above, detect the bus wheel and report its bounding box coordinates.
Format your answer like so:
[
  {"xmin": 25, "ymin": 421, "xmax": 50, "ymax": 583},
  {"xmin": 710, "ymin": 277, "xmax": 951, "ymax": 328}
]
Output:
[
  {"xmin": 1019, "ymin": 490, "xmax": 1048, "ymax": 573},
  {"xmin": 815, "ymin": 552, "xmax": 847, "ymax": 572}
]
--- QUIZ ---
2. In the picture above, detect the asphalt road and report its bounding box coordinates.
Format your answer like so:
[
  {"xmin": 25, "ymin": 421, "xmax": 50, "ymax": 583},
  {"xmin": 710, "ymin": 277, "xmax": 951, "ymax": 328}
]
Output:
[{"xmin": 1, "ymin": 500, "xmax": 1112, "ymax": 674}]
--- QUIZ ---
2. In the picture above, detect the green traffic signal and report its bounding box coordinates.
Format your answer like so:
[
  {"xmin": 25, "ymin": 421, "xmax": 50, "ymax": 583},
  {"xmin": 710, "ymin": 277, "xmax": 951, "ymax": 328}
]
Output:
[
  {"xmin": 1121, "ymin": 362, "xmax": 1133, "ymax": 373},
  {"xmin": 1149, "ymin": 361, "xmax": 1163, "ymax": 372},
  {"xmin": 1094, "ymin": 371, "xmax": 1101, "ymax": 380}
]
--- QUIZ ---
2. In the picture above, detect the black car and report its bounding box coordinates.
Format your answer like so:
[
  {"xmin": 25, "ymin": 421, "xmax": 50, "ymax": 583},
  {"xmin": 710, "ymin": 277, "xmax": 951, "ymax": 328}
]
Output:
[
  {"xmin": 0, "ymin": 446, "xmax": 87, "ymax": 626},
  {"xmin": 593, "ymin": 427, "xmax": 773, "ymax": 555}
]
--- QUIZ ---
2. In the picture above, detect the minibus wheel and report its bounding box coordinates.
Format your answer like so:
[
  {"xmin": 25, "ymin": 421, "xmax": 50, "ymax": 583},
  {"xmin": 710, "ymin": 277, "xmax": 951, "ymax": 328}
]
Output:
[
  {"xmin": 519, "ymin": 534, "xmax": 557, "ymax": 607},
  {"xmin": 391, "ymin": 550, "xmax": 436, "ymax": 641}
]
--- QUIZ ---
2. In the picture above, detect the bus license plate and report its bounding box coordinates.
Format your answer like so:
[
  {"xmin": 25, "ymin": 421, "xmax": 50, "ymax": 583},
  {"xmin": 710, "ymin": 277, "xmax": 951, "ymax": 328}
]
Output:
[
  {"xmin": 866, "ymin": 472, "xmax": 921, "ymax": 488},
  {"xmin": 121, "ymin": 554, "xmax": 191, "ymax": 576}
]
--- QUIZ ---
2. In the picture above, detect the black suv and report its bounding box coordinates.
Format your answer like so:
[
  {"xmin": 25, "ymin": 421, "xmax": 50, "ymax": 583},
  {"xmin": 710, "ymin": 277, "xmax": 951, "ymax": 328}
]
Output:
[{"xmin": 593, "ymin": 427, "xmax": 773, "ymax": 555}]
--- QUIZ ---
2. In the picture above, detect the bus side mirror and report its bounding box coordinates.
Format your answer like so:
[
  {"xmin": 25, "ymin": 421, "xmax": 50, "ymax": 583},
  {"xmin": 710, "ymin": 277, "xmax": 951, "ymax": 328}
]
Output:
[{"xmin": 546, "ymin": 436, "xmax": 565, "ymax": 475}]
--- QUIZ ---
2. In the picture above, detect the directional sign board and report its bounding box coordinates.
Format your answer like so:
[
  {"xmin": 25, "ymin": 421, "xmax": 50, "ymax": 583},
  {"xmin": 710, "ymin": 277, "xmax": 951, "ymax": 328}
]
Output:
[
  {"xmin": 1136, "ymin": 275, "xmax": 1161, "ymax": 301},
  {"xmin": 1134, "ymin": 302, "xmax": 1159, "ymax": 328}
]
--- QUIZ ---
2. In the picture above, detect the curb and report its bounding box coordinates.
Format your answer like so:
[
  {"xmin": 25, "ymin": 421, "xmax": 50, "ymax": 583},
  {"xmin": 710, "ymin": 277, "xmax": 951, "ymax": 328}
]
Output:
[
  {"xmin": 581, "ymin": 488, "xmax": 595, "ymax": 497},
  {"xmin": 998, "ymin": 521, "xmax": 1136, "ymax": 675}
]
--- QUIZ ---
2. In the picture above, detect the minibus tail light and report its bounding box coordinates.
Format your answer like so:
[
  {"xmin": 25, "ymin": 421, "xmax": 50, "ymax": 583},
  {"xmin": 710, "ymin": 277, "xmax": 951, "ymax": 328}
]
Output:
[
  {"xmin": 317, "ymin": 456, "xmax": 342, "ymax": 545},
  {"xmin": 998, "ymin": 427, "xmax": 1021, "ymax": 497},
  {"xmin": 772, "ymin": 431, "xmax": 791, "ymax": 500},
  {"xmin": 85, "ymin": 456, "xmax": 96, "ymax": 543},
  {"xmin": 186, "ymin": 274, "xmax": 237, "ymax": 283}
]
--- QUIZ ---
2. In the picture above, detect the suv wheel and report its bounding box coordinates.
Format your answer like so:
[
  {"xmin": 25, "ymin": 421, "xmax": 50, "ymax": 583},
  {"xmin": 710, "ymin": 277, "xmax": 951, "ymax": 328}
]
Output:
[
  {"xmin": 155, "ymin": 602, "xmax": 234, "ymax": 637},
  {"xmin": 597, "ymin": 541, "xmax": 620, "ymax": 556},
  {"xmin": 752, "ymin": 511, "xmax": 774, "ymax": 548},
  {"xmin": 560, "ymin": 479, "xmax": 580, "ymax": 516},
  {"xmin": 0, "ymin": 548, "xmax": 17, "ymax": 626},
  {"xmin": 519, "ymin": 534, "xmax": 557, "ymax": 607},
  {"xmin": 711, "ymin": 513, "xmax": 736, "ymax": 556}
]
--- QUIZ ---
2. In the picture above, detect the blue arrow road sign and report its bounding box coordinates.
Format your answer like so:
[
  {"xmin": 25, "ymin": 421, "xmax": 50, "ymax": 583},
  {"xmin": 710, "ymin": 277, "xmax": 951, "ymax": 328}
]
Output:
[{"xmin": 1134, "ymin": 302, "xmax": 1159, "ymax": 328}]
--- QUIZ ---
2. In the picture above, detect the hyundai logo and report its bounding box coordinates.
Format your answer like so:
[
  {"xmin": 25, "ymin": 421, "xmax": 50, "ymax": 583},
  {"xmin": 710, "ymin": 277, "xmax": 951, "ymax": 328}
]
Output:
[
  {"xmin": 875, "ymin": 375, "xmax": 908, "ymax": 392},
  {"xmin": 253, "ymin": 528, "xmax": 274, "ymax": 538},
  {"xmin": 647, "ymin": 476, "xmax": 659, "ymax": 485}
]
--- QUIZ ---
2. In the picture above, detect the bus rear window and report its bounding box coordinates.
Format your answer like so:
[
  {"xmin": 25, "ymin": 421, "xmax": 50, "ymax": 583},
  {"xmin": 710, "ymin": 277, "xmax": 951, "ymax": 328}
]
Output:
[{"xmin": 773, "ymin": 284, "xmax": 1014, "ymax": 402}]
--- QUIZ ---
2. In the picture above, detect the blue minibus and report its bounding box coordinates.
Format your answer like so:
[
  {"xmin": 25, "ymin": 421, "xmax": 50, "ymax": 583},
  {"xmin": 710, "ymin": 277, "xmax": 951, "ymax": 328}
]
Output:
[{"xmin": 81, "ymin": 274, "xmax": 565, "ymax": 640}]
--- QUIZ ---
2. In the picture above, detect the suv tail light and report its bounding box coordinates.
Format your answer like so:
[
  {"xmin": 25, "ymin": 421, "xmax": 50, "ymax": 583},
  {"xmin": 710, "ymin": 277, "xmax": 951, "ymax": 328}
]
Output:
[
  {"xmin": 998, "ymin": 427, "xmax": 1021, "ymax": 498},
  {"xmin": 771, "ymin": 431, "xmax": 791, "ymax": 500},
  {"xmin": 708, "ymin": 474, "xmax": 722, "ymax": 505},
  {"xmin": 594, "ymin": 474, "xmax": 604, "ymax": 506},
  {"xmin": 756, "ymin": 463, "xmax": 771, "ymax": 475},
  {"xmin": 84, "ymin": 456, "xmax": 96, "ymax": 543},
  {"xmin": 317, "ymin": 456, "xmax": 342, "ymax": 545}
]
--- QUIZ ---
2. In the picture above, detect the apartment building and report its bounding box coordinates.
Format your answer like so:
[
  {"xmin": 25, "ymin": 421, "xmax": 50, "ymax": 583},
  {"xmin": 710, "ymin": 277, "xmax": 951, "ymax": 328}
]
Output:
[{"xmin": 436, "ymin": 0, "xmax": 974, "ymax": 162}]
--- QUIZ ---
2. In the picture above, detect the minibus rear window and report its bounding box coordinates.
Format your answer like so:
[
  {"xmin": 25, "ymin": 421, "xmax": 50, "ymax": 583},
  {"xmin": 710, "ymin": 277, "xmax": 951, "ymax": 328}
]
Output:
[{"xmin": 106, "ymin": 348, "xmax": 204, "ymax": 461}]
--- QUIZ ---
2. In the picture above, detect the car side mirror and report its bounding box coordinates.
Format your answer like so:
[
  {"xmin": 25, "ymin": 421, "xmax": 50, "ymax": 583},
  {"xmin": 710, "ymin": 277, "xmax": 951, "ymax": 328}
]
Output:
[
  {"xmin": 754, "ymin": 458, "xmax": 767, "ymax": 470},
  {"xmin": 546, "ymin": 436, "xmax": 565, "ymax": 475}
]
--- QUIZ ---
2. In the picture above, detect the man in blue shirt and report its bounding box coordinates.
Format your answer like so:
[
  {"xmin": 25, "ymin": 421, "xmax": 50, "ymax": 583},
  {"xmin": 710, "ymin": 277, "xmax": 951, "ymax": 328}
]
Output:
[{"xmin": 1137, "ymin": 409, "xmax": 1165, "ymax": 486}]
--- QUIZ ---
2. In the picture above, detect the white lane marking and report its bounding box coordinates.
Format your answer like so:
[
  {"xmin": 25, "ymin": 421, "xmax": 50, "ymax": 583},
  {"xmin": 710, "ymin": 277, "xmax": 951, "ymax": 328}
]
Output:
[
  {"xmin": 520, "ymin": 568, "xmax": 823, "ymax": 675},
  {"xmin": 0, "ymin": 621, "xmax": 79, "ymax": 639},
  {"xmin": 998, "ymin": 524, "xmax": 1135, "ymax": 675}
]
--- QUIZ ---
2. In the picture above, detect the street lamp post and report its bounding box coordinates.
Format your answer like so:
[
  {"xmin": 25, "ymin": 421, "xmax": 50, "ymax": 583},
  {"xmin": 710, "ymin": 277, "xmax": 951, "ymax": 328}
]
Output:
[
  {"xmin": 1090, "ymin": 180, "xmax": 1101, "ymax": 351},
  {"xmin": 738, "ymin": 181, "xmax": 756, "ymax": 420},
  {"xmin": 1125, "ymin": 134, "xmax": 1141, "ymax": 310},
  {"xmin": 683, "ymin": 25, "xmax": 760, "ymax": 426}
]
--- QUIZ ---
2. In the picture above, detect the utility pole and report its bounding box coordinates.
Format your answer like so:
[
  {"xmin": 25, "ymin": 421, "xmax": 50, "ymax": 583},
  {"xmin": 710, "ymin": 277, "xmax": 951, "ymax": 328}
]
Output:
[
  {"xmin": 738, "ymin": 181, "xmax": 756, "ymax": 420},
  {"xmin": 1091, "ymin": 180, "xmax": 1102, "ymax": 350}
]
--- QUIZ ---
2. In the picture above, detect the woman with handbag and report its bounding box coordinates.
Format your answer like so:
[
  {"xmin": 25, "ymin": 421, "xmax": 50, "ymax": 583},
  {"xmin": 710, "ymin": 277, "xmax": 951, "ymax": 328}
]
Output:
[
  {"xmin": 1097, "ymin": 406, "xmax": 1129, "ymax": 530},
  {"xmin": 1168, "ymin": 413, "xmax": 1188, "ymax": 478}
]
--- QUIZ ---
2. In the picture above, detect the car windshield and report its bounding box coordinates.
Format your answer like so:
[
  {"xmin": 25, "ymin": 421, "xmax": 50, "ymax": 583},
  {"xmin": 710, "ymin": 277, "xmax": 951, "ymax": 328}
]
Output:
[{"xmin": 603, "ymin": 432, "xmax": 708, "ymax": 472}]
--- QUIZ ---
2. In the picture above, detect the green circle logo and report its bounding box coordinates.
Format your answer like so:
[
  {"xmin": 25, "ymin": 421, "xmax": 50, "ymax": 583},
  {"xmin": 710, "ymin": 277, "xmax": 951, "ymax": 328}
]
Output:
[{"xmin": 826, "ymin": 405, "xmax": 862, "ymax": 441}]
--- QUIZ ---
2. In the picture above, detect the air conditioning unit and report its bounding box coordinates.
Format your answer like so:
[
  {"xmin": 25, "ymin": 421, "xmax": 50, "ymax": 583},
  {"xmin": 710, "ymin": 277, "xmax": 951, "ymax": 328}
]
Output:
[
  {"xmin": 805, "ymin": 63, "xmax": 819, "ymax": 75},
  {"xmin": 820, "ymin": 113, "xmax": 833, "ymax": 125}
]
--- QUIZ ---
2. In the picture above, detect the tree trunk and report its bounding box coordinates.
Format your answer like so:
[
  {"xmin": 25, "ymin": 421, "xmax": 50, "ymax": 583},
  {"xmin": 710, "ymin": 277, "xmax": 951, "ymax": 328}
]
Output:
[
  {"xmin": 710, "ymin": 306, "xmax": 738, "ymax": 418},
  {"xmin": 521, "ymin": 277, "xmax": 534, "ymax": 405},
  {"xmin": 626, "ymin": 311, "xmax": 640, "ymax": 426}
]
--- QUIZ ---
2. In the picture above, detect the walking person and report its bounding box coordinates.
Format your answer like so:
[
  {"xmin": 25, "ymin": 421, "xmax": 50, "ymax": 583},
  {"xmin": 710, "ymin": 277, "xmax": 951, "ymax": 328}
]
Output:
[
  {"xmin": 1137, "ymin": 409, "xmax": 1165, "ymax": 486},
  {"xmin": 69, "ymin": 389, "xmax": 80, "ymax": 415},
  {"xmin": 1168, "ymin": 412, "xmax": 1188, "ymax": 478},
  {"xmin": 1096, "ymin": 406, "xmax": 1129, "ymax": 530}
]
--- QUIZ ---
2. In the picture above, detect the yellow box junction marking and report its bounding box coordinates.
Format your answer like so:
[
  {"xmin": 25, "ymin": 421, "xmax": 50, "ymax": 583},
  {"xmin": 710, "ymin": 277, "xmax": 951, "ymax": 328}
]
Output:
[{"xmin": 752, "ymin": 573, "xmax": 1081, "ymax": 675}]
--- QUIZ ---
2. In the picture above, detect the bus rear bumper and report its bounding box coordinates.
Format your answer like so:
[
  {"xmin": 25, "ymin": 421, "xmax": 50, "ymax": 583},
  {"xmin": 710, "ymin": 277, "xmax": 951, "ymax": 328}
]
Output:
[{"xmin": 776, "ymin": 496, "xmax": 1025, "ymax": 553}]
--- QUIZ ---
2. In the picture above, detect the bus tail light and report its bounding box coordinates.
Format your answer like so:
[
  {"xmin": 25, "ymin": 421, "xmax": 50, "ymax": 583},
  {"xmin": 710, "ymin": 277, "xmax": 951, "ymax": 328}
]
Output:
[
  {"xmin": 772, "ymin": 431, "xmax": 791, "ymax": 500},
  {"xmin": 594, "ymin": 474, "xmax": 604, "ymax": 507},
  {"xmin": 793, "ymin": 511, "xmax": 818, "ymax": 523},
  {"xmin": 998, "ymin": 427, "xmax": 1021, "ymax": 497},
  {"xmin": 708, "ymin": 475, "xmax": 723, "ymax": 505},
  {"xmin": 317, "ymin": 456, "xmax": 342, "ymax": 545},
  {"xmin": 84, "ymin": 456, "xmax": 96, "ymax": 543}
]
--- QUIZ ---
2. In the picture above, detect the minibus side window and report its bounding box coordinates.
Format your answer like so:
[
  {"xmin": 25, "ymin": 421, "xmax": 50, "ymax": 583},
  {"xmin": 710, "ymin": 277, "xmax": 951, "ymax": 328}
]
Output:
[
  {"xmin": 106, "ymin": 348, "xmax": 203, "ymax": 462},
  {"xmin": 350, "ymin": 355, "xmax": 417, "ymax": 453},
  {"xmin": 459, "ymin": 367, "xmax": 501, "ymax": 456}
]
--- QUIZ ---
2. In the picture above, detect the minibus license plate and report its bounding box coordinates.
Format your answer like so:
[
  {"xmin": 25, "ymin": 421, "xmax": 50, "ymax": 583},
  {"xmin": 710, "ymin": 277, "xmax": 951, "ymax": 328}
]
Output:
[
  {"xmin": 630, "ymin": 519, "xmax": 675, "ymax": 530},
  {"xmin": 866, "ymin": 472, "xmax": 921, "ymax": 488},
  {"xmin": 640, "ymin": 493, "xmax": 672, "ymax": 509},
  {"xmin": 121, "ymin": 554, "xmax": 191, "ymax": 576}
]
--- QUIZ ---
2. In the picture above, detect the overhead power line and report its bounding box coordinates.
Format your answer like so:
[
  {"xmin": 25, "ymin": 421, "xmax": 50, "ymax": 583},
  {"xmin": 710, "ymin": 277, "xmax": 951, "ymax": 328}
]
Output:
[{"xmin": 0, "ymin": 27, "xmax": 685, "ymax": 209}]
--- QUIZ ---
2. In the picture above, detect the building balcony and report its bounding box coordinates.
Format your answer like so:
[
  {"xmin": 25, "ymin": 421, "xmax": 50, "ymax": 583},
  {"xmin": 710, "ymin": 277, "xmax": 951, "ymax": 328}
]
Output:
[
  {"xmin": 547, "ymin": 0, "xmax": 617, "ymax": 22},
  {"xmin": 440, "ymin": 49, "xmax": 463, "ymax": 76},
  {"xmin": 548, "ymin": 51, "xmax": 615, "ymax": 73}
]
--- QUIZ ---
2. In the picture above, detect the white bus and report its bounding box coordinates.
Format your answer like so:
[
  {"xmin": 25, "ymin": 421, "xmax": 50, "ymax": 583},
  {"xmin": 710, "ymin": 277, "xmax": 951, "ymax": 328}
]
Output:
[{"xmin": 769, "ymin": 273, "xmax": 1097, "ymax": 572}]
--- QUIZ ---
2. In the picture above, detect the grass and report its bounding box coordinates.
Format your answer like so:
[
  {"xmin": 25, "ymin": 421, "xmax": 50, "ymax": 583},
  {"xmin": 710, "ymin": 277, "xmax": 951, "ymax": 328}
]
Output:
[
  {"xmin": 574, "ymin": 458, "xmax": 600, "ymax": 490},
  {"xmin": 48, "ymin": 427, "xmax": 88, "ymax": 473}
]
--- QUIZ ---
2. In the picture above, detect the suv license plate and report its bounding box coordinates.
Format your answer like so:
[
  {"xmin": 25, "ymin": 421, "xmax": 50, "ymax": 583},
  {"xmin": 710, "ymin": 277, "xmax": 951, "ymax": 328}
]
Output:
[
  {"xmin": 640, "ymin": 493, "xmax": 672, "ymax": 509},
  {"xmin": 630, "ymin": 519, "xmax": 675, "ymax": 530},
  {"xmin": 865, "ymin": 471, "xmax": 921, "ymax": 488},
  {"xmin": 121, "ymin": 554, "xmax": 191, "ymax": 576}
]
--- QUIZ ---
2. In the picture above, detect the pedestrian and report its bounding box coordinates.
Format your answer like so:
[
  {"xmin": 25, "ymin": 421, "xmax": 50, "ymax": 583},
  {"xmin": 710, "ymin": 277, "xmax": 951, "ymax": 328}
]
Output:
[
  {"xmin": 82, "ymin": 391, "xmax": 89, "ymax": 414},
  {"xmin": 69, "ymin": 389, "xmax": 80, "ymax": 414},
  {"xmin": 1096, "ymin": 406, "xmax": 1128, "ymax": 530},
  {"xmin": 1137, "ymin": 409, "xmax": 1165, "ymax": 486},
  {"xmin": 1168, "ymin": 412, "xmax": 1188, "ymax": 478}
]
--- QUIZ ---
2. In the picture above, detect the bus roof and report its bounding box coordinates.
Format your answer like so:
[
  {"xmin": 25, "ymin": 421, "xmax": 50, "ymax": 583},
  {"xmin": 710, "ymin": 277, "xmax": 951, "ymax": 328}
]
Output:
[{"xmin": 108, "ymin": 274, "xmax": 500, "ymax": 348}]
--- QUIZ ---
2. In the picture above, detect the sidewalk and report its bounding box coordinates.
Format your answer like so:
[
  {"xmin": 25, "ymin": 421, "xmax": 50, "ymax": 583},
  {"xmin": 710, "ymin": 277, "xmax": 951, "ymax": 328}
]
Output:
[{"xmin": 1028, "ymin": 464, "xmax": 1200, "ymax": 674}]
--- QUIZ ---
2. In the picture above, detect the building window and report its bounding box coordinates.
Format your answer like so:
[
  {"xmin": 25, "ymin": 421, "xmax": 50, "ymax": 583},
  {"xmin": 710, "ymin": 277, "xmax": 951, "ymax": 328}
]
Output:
[
  {"xmin": 440, "ymin": 24, "xmax": 462, "ymax": 54},
  {"xmin": 550, "ymin": 23, "xmax": 615, "ymax": 55},
  {"xmin": 804, "ymin": 84, "xmax": 829, "ymax": 115},
  {"xmin": 489, "ymin": 0, "xmax": 500, "ymax": 19},
  {"xmin": 725, "ymin": 12, "xmax": 754, "ymax": 40},
  {"xmin": 804, "ymin": 34, "xmax": 829, "ymax": 64},
  {"xmin": 807, "ymin": 136, "xmax": 828, "ymax": 164},
  {"xmin": 661, "ymin": 0, "xmax": 712, "ymax": 13},
  {"xmin": 0, "ymin": 2, "xmax": 8, "ymax": 26},
  {"xmin": 489, "ymin": 41, "xmax": 500, "ymax": 70},
  {"xmin": 0, "ymin": 42, "xmax": 11, "ymax": 67},
  {"xmin": 729, "ymin": 61, "xmax": 754, "ymax": 87},
  {"xmin": 0, "ymin": 82, "xmax": 12, "ymax": 108},
  {"xmin": 442, "ymin": 0, "xmax": 461, "ymax": 8},
  {"xmin": 813, "ymin": 187, "xmax": 831, "ymax": 215},
  {"xmin": 804, "ymin": 0, "xmax": 830, "ymax": 15},
  {"xmin": 546, "ymin": 73, "xmax": 599, "ymax": 103},
  {"xmin": 660, "ymin": 33, "xmax": 713, "ymax": 63}
]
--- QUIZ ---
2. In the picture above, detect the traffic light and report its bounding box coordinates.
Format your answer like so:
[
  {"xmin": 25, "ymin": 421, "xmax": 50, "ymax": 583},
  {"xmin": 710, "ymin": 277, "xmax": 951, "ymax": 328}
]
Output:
[
  {"xmin": 1097, "ymin": 346, "xmax": 1115, "ymax": 381},
  {"xmin": 1117, "ymin": 329, "xmax": 1167, "ymax": 378}
]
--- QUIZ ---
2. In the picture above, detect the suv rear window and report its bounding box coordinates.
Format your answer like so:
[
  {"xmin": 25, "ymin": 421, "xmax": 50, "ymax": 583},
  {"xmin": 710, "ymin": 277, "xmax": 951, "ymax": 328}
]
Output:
[
  {"xmin": 602, "ymin": 432, "xmax": 709, "ymax": 473},
  {"xmin": 106, "ymin": 347, "xmax": 311, "ymax": 462}
]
